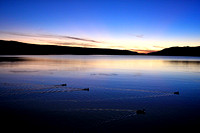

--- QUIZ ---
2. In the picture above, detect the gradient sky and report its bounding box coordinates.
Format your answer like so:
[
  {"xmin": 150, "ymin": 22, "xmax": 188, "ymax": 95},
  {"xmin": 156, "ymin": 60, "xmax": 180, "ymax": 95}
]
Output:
[{"xmin": 0, "ymin": 0, "xmax": 200, "ymax": 53}]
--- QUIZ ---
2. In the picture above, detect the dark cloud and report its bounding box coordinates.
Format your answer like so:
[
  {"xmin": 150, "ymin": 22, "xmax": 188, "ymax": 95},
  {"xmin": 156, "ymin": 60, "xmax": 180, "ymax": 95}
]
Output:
[
  {"xmin": 38, "ymin": 40, "xmax": 98, "ymax": 48},
  {"xmin": 0, "ymin": 31, "xmax": 102, "ymax": 43},
  {"xmin": 53, "ymin": 42, "xmax": 97, "ymax": 47},
  {"xmin": 39, "ymin": 34, "xmax": 102, "ymax": 43}
]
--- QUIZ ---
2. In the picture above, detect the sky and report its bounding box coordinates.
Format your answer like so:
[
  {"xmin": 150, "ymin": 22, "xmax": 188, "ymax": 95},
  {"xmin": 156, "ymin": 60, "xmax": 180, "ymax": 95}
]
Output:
[{"xmin": 0, "ymin": 0, "xmax": 200, "ymax": 53}]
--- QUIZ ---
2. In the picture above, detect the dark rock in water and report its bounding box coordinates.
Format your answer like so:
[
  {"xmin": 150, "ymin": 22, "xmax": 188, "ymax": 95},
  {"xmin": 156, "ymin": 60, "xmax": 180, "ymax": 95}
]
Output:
[
  {"xmin": 174, "ymin": 91, "xmax": 179, "ymax": 95},
  {"xmin": 61, "ymin": 84, "xmax": 67, "ymax": 86},
  {"xmin": 82, "ymin": 88, "xmax": 89, "ymax": 91},
  {"xmin": 136, "ymin": 109, "xmax": 145, "ymax": 114}
]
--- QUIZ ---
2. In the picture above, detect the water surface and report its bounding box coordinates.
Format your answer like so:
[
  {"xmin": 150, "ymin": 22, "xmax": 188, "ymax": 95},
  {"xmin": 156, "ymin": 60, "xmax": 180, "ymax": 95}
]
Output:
[{"xmin": 0, "ymin": 55, "xmax": 200, "ymax": 132}]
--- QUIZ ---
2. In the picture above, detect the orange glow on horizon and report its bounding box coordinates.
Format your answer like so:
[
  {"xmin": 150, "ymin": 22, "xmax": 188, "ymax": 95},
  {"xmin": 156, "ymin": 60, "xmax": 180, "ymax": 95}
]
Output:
[
  {"xmin": 1, "ymin": 32, "xmax": 199, "ymax": 54},
  {"xmin": 130, "ymin": 49, "xmax": 158, "ymax": 54}
]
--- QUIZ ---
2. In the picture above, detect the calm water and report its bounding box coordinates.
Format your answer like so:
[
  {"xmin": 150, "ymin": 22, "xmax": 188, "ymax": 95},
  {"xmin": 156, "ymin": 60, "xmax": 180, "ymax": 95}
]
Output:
[{"xmin": 0, "ymin": 55, "xmax": 200, "ymax": 133}]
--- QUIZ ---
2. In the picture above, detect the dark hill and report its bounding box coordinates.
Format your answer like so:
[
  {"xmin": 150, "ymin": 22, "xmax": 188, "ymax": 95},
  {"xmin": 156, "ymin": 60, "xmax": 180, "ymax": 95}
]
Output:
[
  {"xmin": 0, "ymin": 40, "xmax": 138, "ymax": 55},
  {"xmin": 148, "ymin": 46, "xmax": 200, "ymax": 56}
]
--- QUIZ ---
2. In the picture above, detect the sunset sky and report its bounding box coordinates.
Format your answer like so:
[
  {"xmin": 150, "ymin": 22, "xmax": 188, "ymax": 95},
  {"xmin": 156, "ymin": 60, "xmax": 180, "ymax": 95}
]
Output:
[{"xmin": 0, "ymin": 0, "xmax": 200, "ymax": 53}]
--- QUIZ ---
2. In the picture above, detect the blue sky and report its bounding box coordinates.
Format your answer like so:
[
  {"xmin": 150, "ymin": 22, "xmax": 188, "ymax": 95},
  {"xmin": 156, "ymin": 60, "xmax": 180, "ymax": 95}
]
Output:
[{"xmin": 0, "ymin": 0, "xmax": 200, "ymax": 53}]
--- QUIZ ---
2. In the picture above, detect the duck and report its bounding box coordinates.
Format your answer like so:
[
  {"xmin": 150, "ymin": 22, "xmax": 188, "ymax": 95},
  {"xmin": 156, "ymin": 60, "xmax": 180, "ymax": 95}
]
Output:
[
  {"xmin": 136, "ymin": 109, "xmax": 145, "ymax": 114},
  {"xmin": 61, "ymin": 84, "xmax": 67, "ymax": 86},
  {"xmin": 174, "ymin": 91, "xmax": 179, "ymax": 95},
  {"xmin": 82, "ymin": 88, "xmax": 89, "ymax": 91}
]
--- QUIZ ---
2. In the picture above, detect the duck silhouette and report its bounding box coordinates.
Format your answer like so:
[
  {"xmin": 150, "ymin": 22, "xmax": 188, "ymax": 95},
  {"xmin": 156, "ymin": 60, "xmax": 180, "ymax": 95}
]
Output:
[
  {"xmin": 82, "ymin": 88, "xmax": 89, "ymax": 91},
  {"xmin": 136, "ymin": 109, "xmax": 146, "ymax": 114},
  {"xmin": 61, "ymin": 84, "xmax": 67, "ymax": 86},
  {"xmin": 174, "ymin": 91, "xmax": 179, "ymax": 95}
]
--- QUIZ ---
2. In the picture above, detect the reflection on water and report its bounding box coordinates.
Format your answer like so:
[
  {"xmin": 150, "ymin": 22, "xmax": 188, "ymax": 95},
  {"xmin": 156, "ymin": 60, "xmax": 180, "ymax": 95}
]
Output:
[
  {"xmin": 0, "ymin": 55, "xmax": 200, "ymax": 75},
  {"xmin": 166, "ymin": 60, "xmax": 200, "ymax": 65},
  {"xmin": 0, "ymin": 55, "xmax": 200, "ymax": 132},
  {"xmin": 0, "ymin": 57, "xmax": 29, "ymax": 62}
]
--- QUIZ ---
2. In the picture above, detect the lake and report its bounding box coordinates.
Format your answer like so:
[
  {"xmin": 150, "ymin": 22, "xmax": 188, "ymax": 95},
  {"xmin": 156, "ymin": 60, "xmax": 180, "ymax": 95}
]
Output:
[{"xmin": 0, "ymin": 55, "xmax": 200, "ymax": 133}]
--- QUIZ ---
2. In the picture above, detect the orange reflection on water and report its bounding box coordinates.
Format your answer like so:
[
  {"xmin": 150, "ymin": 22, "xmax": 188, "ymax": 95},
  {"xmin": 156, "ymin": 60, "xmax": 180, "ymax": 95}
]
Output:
[{"xmin": 0, "ymin": 55, "xmax": 199, "ymax": 76}]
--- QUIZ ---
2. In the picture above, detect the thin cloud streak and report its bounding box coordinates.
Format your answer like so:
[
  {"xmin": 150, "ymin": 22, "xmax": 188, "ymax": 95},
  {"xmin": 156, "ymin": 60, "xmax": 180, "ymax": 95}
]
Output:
[
  {"xmin": 0, "ymin": 31, "xmax": 102, "ymax": 43},
  {"xmin": 30, "ymin": 39, "xmax": 98, "ymax": 48},
  {"xmin": 153, "ymin": 46, "xmax": 165, "ymax": 49},
  {"xmin": 135, "ymin": 34, "xmax": 144, "ymax": 38},
  {"xmin": 47, "ymin": 41, "xmax": 97, "ymax": 47}
]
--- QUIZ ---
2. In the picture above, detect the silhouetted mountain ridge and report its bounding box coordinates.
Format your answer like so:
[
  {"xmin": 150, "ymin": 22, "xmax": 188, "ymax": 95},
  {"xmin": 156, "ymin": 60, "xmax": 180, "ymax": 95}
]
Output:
[
  {"xmin": 0, "ymin": 40, "xmax": 138, "ymax": 55},
  {"xmin": 1, "ymin": 40, "xmax": 199, "ymax": 56},
  {"xmin": 148, "ymin": 46, "xmax": 200, "ymax": 56}
]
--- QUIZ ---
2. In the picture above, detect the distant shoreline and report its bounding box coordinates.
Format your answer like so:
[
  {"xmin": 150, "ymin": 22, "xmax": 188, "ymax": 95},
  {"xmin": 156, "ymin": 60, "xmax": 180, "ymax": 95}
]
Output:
[
  {"xmin": 0, "ymin": 40, "xmax": 139, "ymax": 55},
  {"xmin": 0, "ymin": 40, "xmax": 199, "ymax": 56},
  {"xmin": 148, "ymin": 46, "xmax": 200, "ymax": 56}
]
